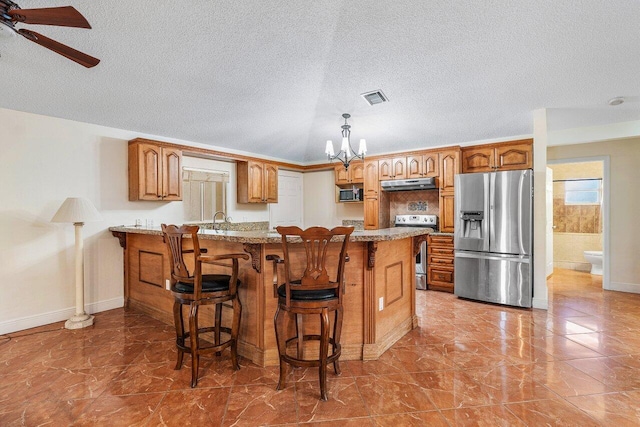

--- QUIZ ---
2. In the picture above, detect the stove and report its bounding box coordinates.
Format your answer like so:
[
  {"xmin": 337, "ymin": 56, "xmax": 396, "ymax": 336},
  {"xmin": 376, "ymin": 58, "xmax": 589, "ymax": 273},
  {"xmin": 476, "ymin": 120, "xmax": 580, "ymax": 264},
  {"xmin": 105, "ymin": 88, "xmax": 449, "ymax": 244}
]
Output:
[
  {"xmin": 394, "ymin": 214, "xmax": 437, "ymax": 291},
  {"xmin": 394, "ymin": 214, "xmax": 438, "ymax": 229}
]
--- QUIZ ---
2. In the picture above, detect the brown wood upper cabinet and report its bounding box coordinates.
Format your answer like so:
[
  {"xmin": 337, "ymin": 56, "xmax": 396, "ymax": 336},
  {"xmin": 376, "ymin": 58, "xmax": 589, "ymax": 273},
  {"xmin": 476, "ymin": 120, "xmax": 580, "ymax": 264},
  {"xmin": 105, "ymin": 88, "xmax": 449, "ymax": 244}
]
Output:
[
  {"xmin": 334, "ymin": 162, "xmax": 364, "ymax": 185},
  {"xmin": 363, "ymin": 160, "xmax": 380, "ymax": 230},
  {"xmin": 378, "ymin": 157, "xmax": 406, "ymax": 180},
  {"xmin": 129, "ymin": 140, "xmax": 182, "ymax": 201},
  {"xmin": 461, "ymin": 139, "xmax": 533, "ymax": 173},
  {"xmin": 406, "ymin": 151, "xmax": 440, "ymax": 179},
  {"xmin": 438, "ymin": 148, "xmax": 460, "ymax": 192},
  {"xmin": 363, "ymin": 160, "xmax": 379, "ymax": 197},
  {"xmin": 237, "ymin": 160, "xmax": 278, "ymax": 203}
]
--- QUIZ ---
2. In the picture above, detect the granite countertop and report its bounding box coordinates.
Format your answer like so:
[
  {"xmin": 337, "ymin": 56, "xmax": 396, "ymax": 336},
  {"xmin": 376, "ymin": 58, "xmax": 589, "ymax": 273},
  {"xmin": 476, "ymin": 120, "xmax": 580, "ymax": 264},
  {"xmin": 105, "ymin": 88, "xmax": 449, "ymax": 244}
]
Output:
[
  {"xmin": 109, "ymin": 225, "xmax": 432, "ymax": 243},
  {"xmin": 429, "ymin": 232, "xmax": 454, "ymax": 236}
]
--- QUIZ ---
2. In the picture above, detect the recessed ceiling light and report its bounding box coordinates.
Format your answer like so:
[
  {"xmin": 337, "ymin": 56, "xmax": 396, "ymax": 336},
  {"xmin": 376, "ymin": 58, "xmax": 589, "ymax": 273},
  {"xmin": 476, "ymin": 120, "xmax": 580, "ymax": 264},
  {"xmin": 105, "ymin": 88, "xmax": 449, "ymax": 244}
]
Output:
[
  {"xmin": 361, "ymin": 90, "xmax": 389, "ymax": 106},
  {"xmin": 608, "ymin": 97, "xmax": 624, "ymax": 106}
]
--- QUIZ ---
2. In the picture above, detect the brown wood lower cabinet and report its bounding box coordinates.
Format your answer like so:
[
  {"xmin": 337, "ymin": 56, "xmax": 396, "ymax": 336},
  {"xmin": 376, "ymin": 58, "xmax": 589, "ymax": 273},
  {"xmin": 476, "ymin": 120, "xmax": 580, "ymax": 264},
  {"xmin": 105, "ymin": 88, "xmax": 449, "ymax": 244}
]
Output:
[{"xmin": 427, "ymin": 234, "xmax": 454, "ymax": 293}]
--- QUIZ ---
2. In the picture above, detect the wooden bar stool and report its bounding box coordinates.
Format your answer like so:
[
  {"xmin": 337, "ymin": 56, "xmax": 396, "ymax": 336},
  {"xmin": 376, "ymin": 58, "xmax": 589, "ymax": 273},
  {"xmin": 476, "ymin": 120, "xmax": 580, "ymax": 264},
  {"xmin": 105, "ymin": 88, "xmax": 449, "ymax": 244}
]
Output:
[
  {"xmin": 161, "ymin": 224, "xmax": 249, "ymax": 387},
  {"xmin": 268, "ymin": 225, "xmax": 353, "ymax": 400}
]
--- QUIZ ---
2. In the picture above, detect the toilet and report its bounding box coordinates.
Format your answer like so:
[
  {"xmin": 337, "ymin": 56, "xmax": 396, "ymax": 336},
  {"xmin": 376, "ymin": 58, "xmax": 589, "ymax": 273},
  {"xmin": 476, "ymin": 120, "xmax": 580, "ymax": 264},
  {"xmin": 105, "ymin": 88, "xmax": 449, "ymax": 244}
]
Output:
[{"xmin": 583, "ymin": 251, "xmax": 603, "ymax": 275}]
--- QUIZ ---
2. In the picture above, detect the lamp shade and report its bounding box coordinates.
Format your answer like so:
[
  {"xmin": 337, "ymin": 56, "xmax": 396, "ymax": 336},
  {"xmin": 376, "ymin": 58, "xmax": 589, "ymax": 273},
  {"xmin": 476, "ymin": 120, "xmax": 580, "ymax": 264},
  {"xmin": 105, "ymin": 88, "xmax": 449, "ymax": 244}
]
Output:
[{"xmin": 51, "ymin": 197, "xmax": 102, "ymax": 223}]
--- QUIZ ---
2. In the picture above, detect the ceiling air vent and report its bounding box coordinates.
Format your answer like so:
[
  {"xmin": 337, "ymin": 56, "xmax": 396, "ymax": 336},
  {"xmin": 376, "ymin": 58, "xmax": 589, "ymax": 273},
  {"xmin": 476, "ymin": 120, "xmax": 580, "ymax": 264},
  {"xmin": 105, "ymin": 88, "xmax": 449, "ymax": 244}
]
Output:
[{"xmin": 361, "ymin": 90, "xmax": 389, "ymax": 106}]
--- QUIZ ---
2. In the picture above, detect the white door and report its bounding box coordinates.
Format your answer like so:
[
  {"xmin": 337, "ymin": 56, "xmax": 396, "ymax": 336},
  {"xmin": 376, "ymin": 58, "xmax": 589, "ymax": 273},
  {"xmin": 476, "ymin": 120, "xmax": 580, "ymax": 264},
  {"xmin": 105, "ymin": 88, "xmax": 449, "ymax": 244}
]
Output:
[
  {"xmin": 546, "ymin": 167, "xmax": 554, "ymax": 277},
  {"xmin": 269, "ymin": 171, "xmax": 303, "ymax": 229}
]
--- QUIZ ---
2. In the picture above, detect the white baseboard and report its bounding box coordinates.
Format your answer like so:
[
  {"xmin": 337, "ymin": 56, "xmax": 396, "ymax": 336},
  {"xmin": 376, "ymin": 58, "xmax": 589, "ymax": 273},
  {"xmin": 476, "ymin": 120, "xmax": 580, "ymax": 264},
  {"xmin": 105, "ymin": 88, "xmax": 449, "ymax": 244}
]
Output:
[
  {"xmin": 608, "ymin": 281, "xmax": 640, "ymax": 294},
  {"xmin": 532, "ymin": 297, "xmax": 548, "ymax": 310},
  {"xmin": 0, "ymin": 297, "xmax": 124, "ymax": 335}
]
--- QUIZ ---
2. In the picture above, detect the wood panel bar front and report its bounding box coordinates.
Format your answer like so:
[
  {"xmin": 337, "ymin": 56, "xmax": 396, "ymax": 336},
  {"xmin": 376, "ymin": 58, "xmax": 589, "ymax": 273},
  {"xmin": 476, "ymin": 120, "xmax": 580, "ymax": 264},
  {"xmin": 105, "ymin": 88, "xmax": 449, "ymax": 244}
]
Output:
[{"xmin": 111, "ymin": 227, "xmax": 428, "ymax": 366}]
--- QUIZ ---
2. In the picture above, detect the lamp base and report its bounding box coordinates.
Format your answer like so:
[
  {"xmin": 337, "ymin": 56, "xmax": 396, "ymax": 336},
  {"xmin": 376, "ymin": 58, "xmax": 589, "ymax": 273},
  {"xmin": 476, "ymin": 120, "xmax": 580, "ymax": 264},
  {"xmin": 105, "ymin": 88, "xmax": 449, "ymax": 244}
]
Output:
[{"xmin": 65, "ymin": 313, "xmax": 95, "ymax": 330}]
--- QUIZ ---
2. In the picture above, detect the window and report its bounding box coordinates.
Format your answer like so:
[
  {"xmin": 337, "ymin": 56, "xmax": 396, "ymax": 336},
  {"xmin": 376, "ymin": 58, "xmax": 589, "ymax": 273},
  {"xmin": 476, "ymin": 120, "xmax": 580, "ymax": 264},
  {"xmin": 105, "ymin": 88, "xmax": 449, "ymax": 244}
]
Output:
[
  {"xmin": 182, "ymin": 168, "xmax": 229, "ymax": 221},
  {"xmin": 564, "ymin": 179, "xmax": 601, "ymax": 205}
]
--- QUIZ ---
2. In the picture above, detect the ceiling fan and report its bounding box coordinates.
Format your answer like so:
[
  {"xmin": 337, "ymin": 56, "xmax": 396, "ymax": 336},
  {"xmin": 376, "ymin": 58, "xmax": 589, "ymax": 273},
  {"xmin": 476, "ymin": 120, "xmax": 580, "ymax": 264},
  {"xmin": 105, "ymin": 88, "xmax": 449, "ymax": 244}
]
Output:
[{"xmin": 0, "ymin": 0, "xmax": 99, "ymax": 67}]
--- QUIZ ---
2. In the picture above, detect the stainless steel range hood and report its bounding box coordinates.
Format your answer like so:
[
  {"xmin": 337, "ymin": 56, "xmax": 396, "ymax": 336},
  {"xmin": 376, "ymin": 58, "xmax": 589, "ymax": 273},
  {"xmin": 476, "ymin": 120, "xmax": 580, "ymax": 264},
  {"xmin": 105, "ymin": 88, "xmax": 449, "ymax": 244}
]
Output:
[{"xmin": 380, "ymin": 177, "xmax": 437, "ymax": 191}]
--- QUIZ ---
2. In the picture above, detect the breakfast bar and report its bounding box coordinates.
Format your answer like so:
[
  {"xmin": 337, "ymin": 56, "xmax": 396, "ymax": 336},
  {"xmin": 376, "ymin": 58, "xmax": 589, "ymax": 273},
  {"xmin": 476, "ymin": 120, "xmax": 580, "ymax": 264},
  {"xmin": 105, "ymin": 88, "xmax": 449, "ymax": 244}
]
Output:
[{"xmin": 110, "ymin": 225, "xmax": 431, "ymax": 366}]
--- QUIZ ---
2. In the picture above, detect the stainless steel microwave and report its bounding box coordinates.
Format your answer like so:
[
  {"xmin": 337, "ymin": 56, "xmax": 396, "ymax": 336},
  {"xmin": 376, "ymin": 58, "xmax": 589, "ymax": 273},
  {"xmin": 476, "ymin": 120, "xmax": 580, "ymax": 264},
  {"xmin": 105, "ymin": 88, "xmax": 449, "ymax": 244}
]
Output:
[{"xmin": 339, "ymin": 188, "xmax": 363, "ymax": 201}]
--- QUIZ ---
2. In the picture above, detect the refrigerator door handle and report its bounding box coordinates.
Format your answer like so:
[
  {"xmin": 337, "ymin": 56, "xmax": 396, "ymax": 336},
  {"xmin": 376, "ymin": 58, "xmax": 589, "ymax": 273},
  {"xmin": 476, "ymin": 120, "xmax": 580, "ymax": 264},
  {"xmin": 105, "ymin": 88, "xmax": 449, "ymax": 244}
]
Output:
[
  {"xmin": 484, "ymin": 173, "xmax": 491, "ymax": 251},
  {"xmin": 455, "ymin": 251, "xmax": 531, "ymax": 264},
  {"xmin": 489, "ymin": 172, "xmax": 495, "ymax": 250},
  {"xmin": 518, "ymin": 172, "xmax": 525, "ymax": 255}
]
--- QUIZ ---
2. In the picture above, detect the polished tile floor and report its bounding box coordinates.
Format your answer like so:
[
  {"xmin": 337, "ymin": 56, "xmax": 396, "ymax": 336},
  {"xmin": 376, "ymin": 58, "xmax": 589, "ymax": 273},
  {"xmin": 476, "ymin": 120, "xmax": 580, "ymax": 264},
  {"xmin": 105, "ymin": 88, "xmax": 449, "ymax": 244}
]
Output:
[{"xmin": 2, "ymin": 269, "xmax": 640, "ymax": 426}]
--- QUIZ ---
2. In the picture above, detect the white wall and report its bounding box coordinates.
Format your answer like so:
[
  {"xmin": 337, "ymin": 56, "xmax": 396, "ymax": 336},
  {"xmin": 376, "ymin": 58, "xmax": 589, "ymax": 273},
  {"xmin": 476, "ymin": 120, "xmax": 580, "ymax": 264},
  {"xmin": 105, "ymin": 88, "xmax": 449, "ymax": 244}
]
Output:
[
  {"xmin": 0, "ymin": 108, "xmax": 271, "ymax": 334},
  {"xmin": 302, "ymin": 170, "xmax": 364, "ymax": 228},
  {"xmin": 532, "ymin": 109, "xmax": 549, "ymax": 309}
]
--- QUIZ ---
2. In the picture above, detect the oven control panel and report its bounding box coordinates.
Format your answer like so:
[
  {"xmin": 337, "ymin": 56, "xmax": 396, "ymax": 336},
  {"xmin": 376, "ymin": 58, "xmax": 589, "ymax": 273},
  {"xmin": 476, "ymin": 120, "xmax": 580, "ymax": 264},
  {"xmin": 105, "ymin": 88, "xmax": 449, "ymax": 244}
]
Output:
[{"xmin": 394, "ymin": 214, "xmax": 438, "ymax": 228}]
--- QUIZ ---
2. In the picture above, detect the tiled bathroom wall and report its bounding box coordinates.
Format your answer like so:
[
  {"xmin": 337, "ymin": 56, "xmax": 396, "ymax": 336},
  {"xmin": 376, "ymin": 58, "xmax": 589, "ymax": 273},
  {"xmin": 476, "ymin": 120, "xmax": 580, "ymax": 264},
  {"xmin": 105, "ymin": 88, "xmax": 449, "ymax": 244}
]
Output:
[
  {"xmin": 549, "ymin": 161, "xmax": 603, "ymax": 271},
  {"xmin": 552, "ymin": 182, "xmax": 601, "ymax": 233}
]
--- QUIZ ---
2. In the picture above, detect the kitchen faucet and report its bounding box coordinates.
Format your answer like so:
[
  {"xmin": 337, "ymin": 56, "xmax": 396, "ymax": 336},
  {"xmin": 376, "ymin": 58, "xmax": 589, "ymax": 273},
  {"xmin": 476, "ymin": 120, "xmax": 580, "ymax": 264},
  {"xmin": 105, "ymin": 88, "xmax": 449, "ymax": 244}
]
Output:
[{"xmin": 212, "ymin": 211, "xmax": 227, "ymax": 231}]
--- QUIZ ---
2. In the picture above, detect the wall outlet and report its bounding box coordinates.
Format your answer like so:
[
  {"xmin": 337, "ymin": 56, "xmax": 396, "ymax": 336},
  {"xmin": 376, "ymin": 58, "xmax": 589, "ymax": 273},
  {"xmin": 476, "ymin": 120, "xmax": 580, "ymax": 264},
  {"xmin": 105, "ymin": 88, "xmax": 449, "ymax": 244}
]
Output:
[
  {"xmin": 379, "ymin": 297, "xmax": 384, "ymax": 311},
  {"xmin": 165, "ymin": 279, "xmax": 171, "ymax": 290}
]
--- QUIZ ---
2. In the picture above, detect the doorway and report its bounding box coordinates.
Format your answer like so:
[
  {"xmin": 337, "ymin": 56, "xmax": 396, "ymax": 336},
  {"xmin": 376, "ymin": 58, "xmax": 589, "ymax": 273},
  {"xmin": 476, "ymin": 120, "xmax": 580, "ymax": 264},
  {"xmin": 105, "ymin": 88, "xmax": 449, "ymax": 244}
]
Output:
[
  {"xmin": 547, "ymin": 157, "xmax": 610, "ymax": 290},
  {"xmin": 269, "ymin": 170, "xmax": 303, "ymax": 229}
]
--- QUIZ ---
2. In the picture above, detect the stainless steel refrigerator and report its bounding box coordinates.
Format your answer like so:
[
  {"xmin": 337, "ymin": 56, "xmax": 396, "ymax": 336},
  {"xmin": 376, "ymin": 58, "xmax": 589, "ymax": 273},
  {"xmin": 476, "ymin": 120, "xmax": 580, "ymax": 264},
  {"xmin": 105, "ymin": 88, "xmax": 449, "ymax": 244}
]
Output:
[{"xmin": 454, "ymin": 169, "xmax": 533, "ymax": 308}]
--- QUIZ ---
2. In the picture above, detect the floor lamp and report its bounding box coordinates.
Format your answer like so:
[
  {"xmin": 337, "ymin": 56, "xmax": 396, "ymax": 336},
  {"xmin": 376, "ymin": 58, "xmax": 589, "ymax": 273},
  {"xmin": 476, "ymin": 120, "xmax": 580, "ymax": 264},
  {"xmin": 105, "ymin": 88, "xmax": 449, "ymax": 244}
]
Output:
[{"xmin": 52, "ymin": 197, "xmax": 102, "ymax": 329}]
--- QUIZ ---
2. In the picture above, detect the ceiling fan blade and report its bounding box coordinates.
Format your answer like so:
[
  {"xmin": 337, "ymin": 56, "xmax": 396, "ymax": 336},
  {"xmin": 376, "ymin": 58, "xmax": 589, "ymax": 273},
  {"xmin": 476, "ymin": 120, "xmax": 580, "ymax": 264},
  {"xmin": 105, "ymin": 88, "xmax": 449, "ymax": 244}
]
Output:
[
  {"xmin": 9, "ymin": 6, "xmax": 91, "ymax": 28},
  {"xmin": 18, "ymin": 29, "xmax": 100, "ymax": 68}
]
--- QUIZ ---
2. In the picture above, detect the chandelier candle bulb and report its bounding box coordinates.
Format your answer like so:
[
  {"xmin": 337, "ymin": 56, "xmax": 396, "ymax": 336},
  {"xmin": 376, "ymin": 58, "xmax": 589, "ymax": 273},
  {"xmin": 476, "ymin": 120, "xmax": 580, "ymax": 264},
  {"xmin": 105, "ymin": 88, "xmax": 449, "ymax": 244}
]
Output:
[
  {"xmin": 341, "ymin": 137, "xmax": 350, "ymax": 156},
  {"xmin": 325, "ymin": 140, "xmax": 335, "ymax": 156},
  {"xmin": 358, "ymin": 139, "xmax": 367, "ymax": 155}
]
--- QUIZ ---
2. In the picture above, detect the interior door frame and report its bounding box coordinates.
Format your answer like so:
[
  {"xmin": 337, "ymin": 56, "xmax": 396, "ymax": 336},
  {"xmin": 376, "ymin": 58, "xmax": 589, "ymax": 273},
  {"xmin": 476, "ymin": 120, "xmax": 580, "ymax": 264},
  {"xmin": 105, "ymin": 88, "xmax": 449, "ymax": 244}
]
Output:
[
  {"xmin": 547, "ymin": 156, "xmax": 610, "ymax": 290},
  {"xmin": 545, "ymin": 167, "xmax": 554, "ymax": 278},
  {"xmin": 269, "ymin": 170, "xmax": 304, "ymax": 229}
]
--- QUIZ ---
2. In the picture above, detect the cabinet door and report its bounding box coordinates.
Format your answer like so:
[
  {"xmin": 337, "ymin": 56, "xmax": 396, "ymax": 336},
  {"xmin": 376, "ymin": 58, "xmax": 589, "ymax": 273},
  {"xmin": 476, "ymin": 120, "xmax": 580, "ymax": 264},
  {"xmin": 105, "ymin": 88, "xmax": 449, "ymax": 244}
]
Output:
[
  {"xmin": 161, "ymin": 147, "xmax": 182, "ymax": 201},
  {"xmin": 263, "ymin": 163, "xmax": 279, "ymax": 203},
  {"xmin": 364, "ymin": 196, "xmax": 379, "ymax": 229},
  {"xmin": 495, "ymin": 143, "xmax": 532, "ymax": 171},
  {"xmin": 422, "ymin": 152, "xmax": 439, "ymax": 178},
  {"xmin": 350, "ymin": 162, "xmax": 365, "ymax": 183},
  {"xmin": 137, "ymin": 143, "xmax": 162, "ymax": 200},
  {"xmin": 247, "ymin": 161, "xmax": 265, "ymax": 203},
  {"xmin": 439, "ymin": 149, "xmax": 459, "ymax": 192},
  {"xmin": 406, "ymin": 156, "xmax": 422, "ymax": 178},
  {"xmin": 378, "ymin": 158, "xmax": 393, "ymax": 180},
  {"xmin": 439, "ymin": 191, "xmax": 455, "ymax": 233},
  {"xmin": 392, "ymin": 157, "xmax": 406, "ymax": 179},
  {"xmin": 462, "ymin": 146, "xmax": 494, "ymax": 173},
  {"xmin": 129, "ymin": 141, "xmax": 182, "ymax": 201},
  {"xmin": 335, "ymin": 164, "xmax": 350, "ymax": 185},
  {"xmin": 363, "ymin": 160, "xmax": 379, "ymax": 196}
]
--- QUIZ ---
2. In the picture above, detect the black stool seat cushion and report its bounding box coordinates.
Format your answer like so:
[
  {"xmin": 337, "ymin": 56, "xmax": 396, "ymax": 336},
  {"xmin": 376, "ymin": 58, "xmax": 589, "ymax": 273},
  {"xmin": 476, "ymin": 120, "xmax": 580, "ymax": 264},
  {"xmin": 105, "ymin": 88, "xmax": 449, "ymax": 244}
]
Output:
[
  {"xmin": 277, "ymin": 281, "xmax": 337, "ymax": 301},
  {"xmin": 175, "ymin": 274, "xmax": 239, "ymax": 293}
]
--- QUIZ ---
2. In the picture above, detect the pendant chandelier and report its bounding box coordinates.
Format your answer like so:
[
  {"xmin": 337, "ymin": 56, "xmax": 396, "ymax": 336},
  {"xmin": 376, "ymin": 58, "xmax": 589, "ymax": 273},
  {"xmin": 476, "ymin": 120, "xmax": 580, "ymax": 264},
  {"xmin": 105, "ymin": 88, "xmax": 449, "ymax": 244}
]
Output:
[{"xmin": 324, "ymin": 113, "xmax": 367, "ymax": 170}]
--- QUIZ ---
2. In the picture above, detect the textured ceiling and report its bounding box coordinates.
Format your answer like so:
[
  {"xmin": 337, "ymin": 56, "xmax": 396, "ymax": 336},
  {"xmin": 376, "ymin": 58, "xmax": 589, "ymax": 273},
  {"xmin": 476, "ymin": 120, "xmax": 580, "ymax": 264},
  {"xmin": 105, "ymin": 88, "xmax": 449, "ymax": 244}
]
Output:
[{"xmin": 1, "ymin": 0, "xmax": 639, "ymax": 163}]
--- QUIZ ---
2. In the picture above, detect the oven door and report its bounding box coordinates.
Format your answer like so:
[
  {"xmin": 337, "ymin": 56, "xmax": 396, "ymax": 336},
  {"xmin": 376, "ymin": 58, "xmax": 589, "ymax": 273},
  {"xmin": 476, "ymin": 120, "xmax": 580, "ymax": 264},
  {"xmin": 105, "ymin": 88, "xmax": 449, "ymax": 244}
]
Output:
[
  {"xmin": 416, "ymin": 240, "xmax": 427, "ymax": 274},
  {"xmin": 415, "ymin": 240, "xmax": 427, "ymax": 289}
]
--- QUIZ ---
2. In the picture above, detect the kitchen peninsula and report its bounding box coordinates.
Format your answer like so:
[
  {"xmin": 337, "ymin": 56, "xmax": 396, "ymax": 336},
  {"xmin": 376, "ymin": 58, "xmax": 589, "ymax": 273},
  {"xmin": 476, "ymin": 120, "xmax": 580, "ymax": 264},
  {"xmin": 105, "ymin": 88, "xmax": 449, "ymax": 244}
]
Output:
[{"xmin": 110, "ymin": 225, "xmax": 431, "ymax": 366}]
